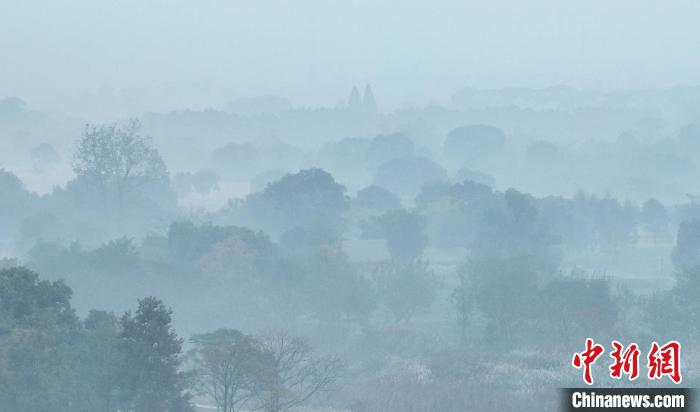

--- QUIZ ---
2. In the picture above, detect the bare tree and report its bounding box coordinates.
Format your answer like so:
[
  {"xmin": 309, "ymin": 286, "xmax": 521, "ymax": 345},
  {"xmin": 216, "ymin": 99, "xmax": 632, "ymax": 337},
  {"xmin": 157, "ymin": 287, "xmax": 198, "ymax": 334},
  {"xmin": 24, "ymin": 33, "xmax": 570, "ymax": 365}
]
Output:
[
  {"xmin": 253, "ymin": 331, "xmax": 342, "ymax": 412},
  {"xmin": 189, "ymin": 329, "xmax": 267, "ymax": 412}
]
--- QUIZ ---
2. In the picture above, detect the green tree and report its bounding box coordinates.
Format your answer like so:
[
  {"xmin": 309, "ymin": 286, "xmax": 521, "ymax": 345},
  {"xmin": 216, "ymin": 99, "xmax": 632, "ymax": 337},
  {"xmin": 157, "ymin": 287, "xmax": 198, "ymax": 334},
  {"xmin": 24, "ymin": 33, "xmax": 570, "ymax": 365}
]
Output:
[
  {"xmin": 70, "ymin": 310, "xmax": 123, "ymax": 412},
  {"xmin": 73, "ymin": 119, "xmax": 168, "ymax": 206},
  {"xmin": 672, "ymin": 219, "xmax": 700, "ymax": 271},
  {"xmin": 362, "ymin": 209, "xmax": 428, "ymax": 261},
  {"xmin": 118, "ymin": 297, "xmax": 191, "ymax": 412},
  {"xmin": 0, "ymin": 267, "xmax": 79, "ymax": 412},
  {"xmin": 299, "ymin": 245, "xmax": 376, "ymax": 324},
  {"xmin": 459, "ymin": 257, "xmax": 539, "ymax": 343},
  {"xmin": 260, "ymin": 168, "xmax": 349, "ymax": 237},
  {"xmin": 374, "ymin": 260, "xmax": 436, "ymax": 323},
  {"xmin": 472, "ymin": 189, "xmax": 561, "ymax": 274}
]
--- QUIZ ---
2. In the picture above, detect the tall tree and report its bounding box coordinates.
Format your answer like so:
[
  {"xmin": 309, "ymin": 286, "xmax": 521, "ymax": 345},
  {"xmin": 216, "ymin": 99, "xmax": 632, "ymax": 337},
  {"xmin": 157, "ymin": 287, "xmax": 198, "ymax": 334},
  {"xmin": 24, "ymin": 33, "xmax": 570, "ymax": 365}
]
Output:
[
  {"xmin": 347, "ymin": 86, "xmax": 362, "ymax": 111},
  {"xmin": 672, "ymin": 219, "xmax": 700, "ymax": 271},
  {"xmin": 0, "ymin": 267, "xmax": 79, "ymax": 412},
  {"xmin": 253, "ymin": 331, "xmax": 342, "ymax": 412},
  {"xmin": 362, "ymin": 84, "xmax": 377, "ymax": 113},
  {"xmin": 118, "ymin": 297, "xmax": 191, "ymax": 412},
  {"xmin": 190, "ymin": 329, "xmax": 269, "ymax": 412}
]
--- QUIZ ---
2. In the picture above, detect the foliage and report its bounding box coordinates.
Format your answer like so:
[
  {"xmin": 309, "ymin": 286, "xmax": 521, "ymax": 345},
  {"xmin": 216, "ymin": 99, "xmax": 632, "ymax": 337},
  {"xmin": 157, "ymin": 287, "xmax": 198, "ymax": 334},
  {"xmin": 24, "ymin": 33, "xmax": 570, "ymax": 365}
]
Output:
[
  {"xmin": 671, "ymin": 219, "xmax": 700, "ymax": 271},
  {"xmin": 472, "ymin": 189, "xmax": 561, "ymax": 274},
  {"xmin": 374, "ymin": 260, "xmax": 436, "ymax": 323},
  {"xmin": 457, "ymin": 257, "xmax": 539, "ymax": 342},
  {"xmin": 73, "ymin": 119, "xmax": 169, "ymax": 199},
  {"xmin": 374, "ymin": 156, "xmax": 448, "ymax": 196},
  {"xmin": 361, "ymin": 209, "xmax": 428, "ymax": 261},
  {"xmin": 353, "ymin": 185, "xmax": 402, "ymax": 211},
  {"xmin": 117, "ymin": 297, "xmax": 192, "ymax": 412}
]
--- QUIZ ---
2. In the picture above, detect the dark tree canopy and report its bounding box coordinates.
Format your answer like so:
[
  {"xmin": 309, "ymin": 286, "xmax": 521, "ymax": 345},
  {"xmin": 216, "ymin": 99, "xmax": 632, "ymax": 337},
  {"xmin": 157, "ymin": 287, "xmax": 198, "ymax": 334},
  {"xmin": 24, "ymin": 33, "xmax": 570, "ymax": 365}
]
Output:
[
  {"xmin": 443, "ymin": 124, "xmax": 506, "ymax": 163},
  {"xmin": 374, "ymin": 156, "xmax": 447, "ymax": 196},
  {"xmin": 472, "ymin": 189, "xmax": 561, "ymax": 274},
  {"xmin": 365, "ymin": 133, "xmax": 415, "ymax": 168},
  {"xmin": 672, "ymin": 219, "xmax": 700, "ymax": 271},
  {"xmin": 640, "ymin": 198, "xmax": 670, "ymax": 241},
  {"xmin": 353, "ymin": 185, "xmax": 402, "ymax": 211},
  {"xmin": 249, "ymin": 168, "xmax": 349, "ymax": 237},
  {"xmin": 362, "ymin": 209, "xmax": 428, "ymax": 261},
  {"xmin": 118, "ymin": 297, "xmax": 191, "ymax": 412}
]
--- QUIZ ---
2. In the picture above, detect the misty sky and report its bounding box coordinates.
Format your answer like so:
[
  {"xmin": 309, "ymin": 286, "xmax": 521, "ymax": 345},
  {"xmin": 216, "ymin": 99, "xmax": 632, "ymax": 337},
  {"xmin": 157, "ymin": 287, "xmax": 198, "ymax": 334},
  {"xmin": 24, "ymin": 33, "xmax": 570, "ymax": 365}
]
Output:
[{"xmin": 2, "ymin": 0, "xmax": 700, "ymax": 112}]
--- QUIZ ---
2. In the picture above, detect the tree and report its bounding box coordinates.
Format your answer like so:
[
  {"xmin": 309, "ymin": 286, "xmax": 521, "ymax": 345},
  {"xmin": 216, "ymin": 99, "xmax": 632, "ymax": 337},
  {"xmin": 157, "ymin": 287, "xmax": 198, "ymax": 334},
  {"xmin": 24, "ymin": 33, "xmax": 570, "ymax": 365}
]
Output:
[
  {"xmin": 30, "ymin": 142, "xmax": 61, "ymax": 174},
  {"xmin": 458, "ymin": 257, "xmax": 539, "ymax": 342},
  {"xmin": 0, "ymin": 267, "xmax": 79, "ymax": 411},
  {"xmin": 90, "ymin": 237, "xmax": 141, "ymax": 277},
  {"xmin": 672, "ymin": 219, "xmax": 700, "ymax": 271},
  {"xmin": 71, "ymin": 310, "xmax": 124, "ymax": 412},
  {"xmin": 211, "ymin": 142, "xmax": 260, "ymax": 178},
  {"xmin": 374, "ymin": 156, "xmax": 447, "ymax": 196},
  {"xmin": 362, "ymin": 209, "xmax": 428, "ymax": 262},
  {"xmin": 0, "ymin": 169, "xmax": 36, "ymax": 236},
  {"xmin": 364, "ymin": 133, "xmax": 414, "ymax": 169},
  {"xmin": 415, "ymin": 180, "xmax": 497, "ymax": 252},
  {"xmin": 173, "ymin": 171, "xmax": 220, "ymax": 196},
  {"xmin": 453, "ymin": 167, "xmax": 495, "ymax": 187},
  {"xmin": 539, "ymin": 275, "xmax": 618, "ymax": 339},
  {"xmin": 0, "ymin": 96, "xmax": 25, "ymax": 115},
  {"xmin": 670, "ymin": 265, "xmax": 700, "ymax": 334},
  {"xmin": 253, "ymin": 331, "xmax": 342, "ymax": 412},
  {"xmin": 0, "ymin": 269, "xmax": 189, "ymax": 412},
  {"xmin": 374, "ymin": 260, "xmax": 436, "ymax": 323},
  {"xmin": 443, "ymin": 124, "xmax": 506, "ymax": 166},
  {"xmin": 450, "ymin": 269, "xmax": 473, "ymax": 342},
  {"xmin": 595, "ymin": 198, "xmax": 639, "ymax": 252},
  {"xmin": 246, "ymin": 169, "xmax": 349, "ymax": 238},
  {"xmin": 353, "ymin": 185, "xmax": 402, "ymax": 211},
  {"xmin": 472, "ymin": 189, "xmax": 561, "ymax": 274},
  {"xmin": 298, "ymin": 245, "xmax": 376, "ymax": 324},
  {"xmin": 347, "ymin": 86, "xmax": 362, "ymax": 111},
  {"xmin": 640, "ymin": 199, "xmax": 671, "ymax": 242},
  {"xmin": 167, "ymin": 221, "xmax": 277, "ymax": 275},
  {"xmin": 362, "ymin": 84, "xmax": 377, "ymax": 113},
  {"xmin": 117, "ymin": 297, "xmax": 191, "ymax": 412},
  {"xmin": 190, "ymin": 329, "xmax": 268, "ymax": 412},
  {"xmin": 73, "ymin": 119, "xmax": 168, "ymax": 206}
]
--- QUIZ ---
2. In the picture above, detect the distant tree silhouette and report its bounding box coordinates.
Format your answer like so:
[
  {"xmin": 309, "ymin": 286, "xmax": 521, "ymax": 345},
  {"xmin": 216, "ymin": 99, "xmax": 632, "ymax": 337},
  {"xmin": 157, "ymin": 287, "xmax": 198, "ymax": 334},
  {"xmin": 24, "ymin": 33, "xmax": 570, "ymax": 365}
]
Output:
[
  {"xmin": 348, "ymin": 86, "xmax": 362, "ymax": 111},
  {"xmin": 672, "ymin": 219, "xmax": 700, "ymax": 271},
  {"xmin": 362, "ymin": 84, "xmax": 377, "ymax": 113}
]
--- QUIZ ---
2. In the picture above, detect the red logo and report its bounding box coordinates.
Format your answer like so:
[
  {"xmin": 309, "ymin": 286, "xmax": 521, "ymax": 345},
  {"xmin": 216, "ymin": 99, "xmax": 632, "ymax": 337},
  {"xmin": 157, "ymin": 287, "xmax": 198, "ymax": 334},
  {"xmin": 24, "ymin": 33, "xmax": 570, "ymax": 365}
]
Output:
[
  {"xmin": 572, "ymin": 338, "xmax": 605, "ymax": 385},
  {"xmin": 572, "ymin": 339, "xmax": 682, "ymax": 385},
  {"xmin": 609, "ymin": 340, "xmax": 640, "ymax": 380},
  {"xmin": 648, "ymin": 341, "xmax": 682, "ymax": 384}
]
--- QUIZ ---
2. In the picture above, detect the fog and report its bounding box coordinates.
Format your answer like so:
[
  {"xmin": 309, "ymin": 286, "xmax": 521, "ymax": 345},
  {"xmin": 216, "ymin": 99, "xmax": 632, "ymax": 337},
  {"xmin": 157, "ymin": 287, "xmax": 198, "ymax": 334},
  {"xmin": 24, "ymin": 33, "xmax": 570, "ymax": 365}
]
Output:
[
  {"xmin": 3, "ymin": 0, "xmax": 700, "ymax": 116},
  {"xmin": 2, "ymin": 1, "xmax": 700, "ymax": 412}
]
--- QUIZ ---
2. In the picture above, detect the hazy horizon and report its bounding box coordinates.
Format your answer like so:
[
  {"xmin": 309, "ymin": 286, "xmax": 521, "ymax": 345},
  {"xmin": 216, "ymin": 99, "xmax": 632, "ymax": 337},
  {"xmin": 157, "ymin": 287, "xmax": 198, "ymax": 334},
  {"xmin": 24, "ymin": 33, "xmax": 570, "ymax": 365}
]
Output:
[{"xmin": 2, "ymin": 0, "xmax": 700, "ymax": 117}]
